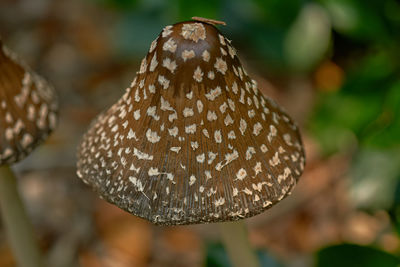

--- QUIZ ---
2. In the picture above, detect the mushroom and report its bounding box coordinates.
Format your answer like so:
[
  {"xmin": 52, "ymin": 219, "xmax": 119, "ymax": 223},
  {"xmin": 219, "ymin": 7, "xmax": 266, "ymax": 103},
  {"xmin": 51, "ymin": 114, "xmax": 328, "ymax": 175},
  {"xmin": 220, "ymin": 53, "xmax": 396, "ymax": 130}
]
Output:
[
  {"xmin": 0, "ymin": 38, "xmax": 58, "ymax": 267},
  {"xmin": 77, "ymin": 18, "xmax": 305, "ymax": 267}
]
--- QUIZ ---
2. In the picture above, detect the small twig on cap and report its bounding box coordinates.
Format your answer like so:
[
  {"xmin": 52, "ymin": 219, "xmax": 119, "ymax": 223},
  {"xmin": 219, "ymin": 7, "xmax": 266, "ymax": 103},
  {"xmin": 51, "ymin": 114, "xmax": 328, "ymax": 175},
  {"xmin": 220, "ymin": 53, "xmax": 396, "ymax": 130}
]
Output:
[{"xmin": 192, "ymin": 17, "xmax": 226, "ymax": 26}]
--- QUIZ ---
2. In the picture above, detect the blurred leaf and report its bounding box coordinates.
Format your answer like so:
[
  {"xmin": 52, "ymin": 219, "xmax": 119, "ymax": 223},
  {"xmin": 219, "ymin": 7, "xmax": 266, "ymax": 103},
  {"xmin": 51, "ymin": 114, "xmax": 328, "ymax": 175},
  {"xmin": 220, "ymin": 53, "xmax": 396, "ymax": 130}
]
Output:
[
  {"xmin": 308, "ymin": 48, "xmax": 400, "ymax": 154},
  {"xmin": 91, "ymin": 0, "xmax": 139, "ymax": 10},
  {"xmin": 175, "ymin": 0, "xmax": 222, "ymax": 21},
  {"xmin": 218, "ymin": 17, "xmax": 289, "ymax": 71},
  {"xmin": 316, "ymin": 244, "xmax": 400, "ymax": 267},
  {"xmin": 241, "ymin": 23, "xmax": 287, "ymax": 69},
  {"xmin": 252, "ymin": 0, "xmax": 302, "ymax": 27},
  {"xmin": 112, "ymin": 9, "xmax": 167, "ymax": 58},
  {"xmin": 308, "ymin": 91, "xmax": 381, "ymax": 154},
  {"xmin": 363, "ymin": 81, "xmax": 400, "ymax": 148},
  {"xmin": 284, "ymin": 3, "xmax": 331, "ymax": 71},
  {"xmin": 343, "ymin": 50, "xmax": 396, "ymax": 94},
  {"xmin": 389, "ymin": 180, "xmax": 400, "ymax": 237},
  {"xmin": 257, "ymin": 252, "xmax": 282, "ymax": 267},
  {"xmin": 321, "ymin": 0, "xmax": 358, "ymax": 33},
  {"xmin": 349, "ymin": 148, "xmax": 400, "ymax": 210},
  {"xmin": 389, "ymin": 179, "xmax": 400, "ymax": 242},
  {"xmin": 321, "ymin": 0, "xmax": 390, "ymax": 42},
  {"xmin": 206, "ymin": 243, "xmax": 282, "ymax": 267},
  {"xmin": 384, "ymin": 0, "xmax": 400, "ymax": 25},
  {"xmin": 206, "ymin": 243, "xmax": 230, "ymax": 267},
  {"xmin": 211, "ymin": 1, "xmax": 299, "ymax": 72}
]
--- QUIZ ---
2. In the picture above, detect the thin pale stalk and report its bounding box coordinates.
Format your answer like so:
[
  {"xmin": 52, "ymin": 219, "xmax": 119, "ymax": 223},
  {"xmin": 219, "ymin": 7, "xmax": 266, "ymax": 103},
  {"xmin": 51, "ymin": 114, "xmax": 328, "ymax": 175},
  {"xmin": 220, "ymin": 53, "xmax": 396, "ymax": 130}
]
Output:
[
  {"xmin": 219, "ymin": 220, "xmax": 260, "ymax": 267},
  {"xmin": 0, "ymin": 165, "xmax": 43, "ymax": 267}
]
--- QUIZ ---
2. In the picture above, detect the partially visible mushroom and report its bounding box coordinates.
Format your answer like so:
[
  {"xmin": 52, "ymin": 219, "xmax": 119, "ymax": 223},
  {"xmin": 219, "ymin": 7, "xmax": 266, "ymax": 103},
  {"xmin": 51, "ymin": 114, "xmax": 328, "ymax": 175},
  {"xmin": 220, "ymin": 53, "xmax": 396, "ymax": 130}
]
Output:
[
  {"xmin": 77, "ymin": 18, "xmax": 305, "ymax": 267},
  {"xmin": 0, "ymin": 38, "xmax": 58, "ymax": 267}
]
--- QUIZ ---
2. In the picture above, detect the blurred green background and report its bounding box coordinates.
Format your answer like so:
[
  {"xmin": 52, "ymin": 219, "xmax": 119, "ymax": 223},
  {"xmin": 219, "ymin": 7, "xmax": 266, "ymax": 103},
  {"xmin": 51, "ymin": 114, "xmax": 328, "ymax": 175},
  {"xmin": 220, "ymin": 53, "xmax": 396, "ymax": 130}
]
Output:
[{"xmin": 1, "ymin": 0, "xmax": 400, "ymax": 266}]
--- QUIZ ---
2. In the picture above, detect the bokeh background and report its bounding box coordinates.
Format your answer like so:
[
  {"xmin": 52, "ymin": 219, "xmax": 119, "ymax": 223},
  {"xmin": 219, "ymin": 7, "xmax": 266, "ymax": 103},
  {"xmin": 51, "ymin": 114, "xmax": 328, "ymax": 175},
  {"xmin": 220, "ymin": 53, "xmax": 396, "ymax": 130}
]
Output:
[{"xmin": 1, "ymin": 0, "xmax": 400, "ymax": 266}]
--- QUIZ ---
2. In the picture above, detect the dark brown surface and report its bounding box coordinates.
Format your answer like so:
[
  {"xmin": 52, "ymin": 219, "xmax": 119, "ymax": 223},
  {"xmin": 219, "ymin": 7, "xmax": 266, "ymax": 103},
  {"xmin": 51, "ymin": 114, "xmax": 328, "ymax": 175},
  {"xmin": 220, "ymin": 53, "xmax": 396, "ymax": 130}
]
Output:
[
  {"xmin": 0, "ymin": 40, "xmax": 58, "ymax": 165},
  {"xmin": 77, "ymin": 21, "xmax": 305, "ymax": 225}
]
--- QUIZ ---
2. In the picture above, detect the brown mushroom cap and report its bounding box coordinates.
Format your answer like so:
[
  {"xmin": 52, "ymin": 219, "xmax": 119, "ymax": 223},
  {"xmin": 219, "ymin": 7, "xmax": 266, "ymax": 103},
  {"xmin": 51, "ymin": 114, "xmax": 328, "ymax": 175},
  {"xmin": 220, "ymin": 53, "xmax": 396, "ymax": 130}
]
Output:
[
  {"xmin": 0, "ymin": 39, "xmax": 58, "ymax": 165},
  {"xmin": 77, "ymin": 20, "xmax": 305, "ymax": 225}
]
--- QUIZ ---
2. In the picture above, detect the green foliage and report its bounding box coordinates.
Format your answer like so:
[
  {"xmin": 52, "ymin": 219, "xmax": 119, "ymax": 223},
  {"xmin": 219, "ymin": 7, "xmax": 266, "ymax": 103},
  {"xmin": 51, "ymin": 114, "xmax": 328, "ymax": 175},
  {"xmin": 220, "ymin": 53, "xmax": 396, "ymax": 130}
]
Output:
[
  {"xmin": 309, "ymin": 48, "xmax": 400, "ymax": 154},
  {"xmin": 174, "ymin": 0, "xmax": 221, "ymax": 21},
  {"xmin": 284, "ymin": 3, "xmax": 331, "ymax": 72},
  {"xmin": 309, "ymin": 90, "xmax": 382, "ymax": 154},
  {"xmin": 364, "ymin": 81, "xmax": 400, "ymax": 147},
  {"xmin": 389, "ymin": 181, "xmax": 400, "ymax": 237},
  {"xmin": 206, "ymin": 243, "xmax": 231, "ymax": 267},
  {"xmin": 321, "ymin": 0, "xmax": 391, "ymax": 42},
  {"xmin": 206, "ymin": 243, "xmax": 282, "ymax": 267},
  {"xmin": 349, "ymin": 148, "xmax": 400, "ymax": 210},
  {"xmin": 253, "ymin": 0, "xmax": 302, "ymax": 27},
  {"xmin": 92, "ymin": 0, "xmax": 139, "ymax": 10},
  {"xmin": 316, "ymin": 244, "xmax": 400, "ymax": 267},
  {"xmin": 112, "ymin": 9, "xmax": 166, "ymax": 58}
]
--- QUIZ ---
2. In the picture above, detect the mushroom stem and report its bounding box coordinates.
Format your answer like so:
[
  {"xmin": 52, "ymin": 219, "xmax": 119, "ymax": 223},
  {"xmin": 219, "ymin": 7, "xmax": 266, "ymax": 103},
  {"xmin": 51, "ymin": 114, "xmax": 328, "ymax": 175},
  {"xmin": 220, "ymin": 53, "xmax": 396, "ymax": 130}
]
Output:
[
  {"xmin": 219, "ymin": 221, "xmax": 260, "ymax": 267},
  {"xmin": 0, "ymin": 165, "xmax": 43, "ymax": 267}
]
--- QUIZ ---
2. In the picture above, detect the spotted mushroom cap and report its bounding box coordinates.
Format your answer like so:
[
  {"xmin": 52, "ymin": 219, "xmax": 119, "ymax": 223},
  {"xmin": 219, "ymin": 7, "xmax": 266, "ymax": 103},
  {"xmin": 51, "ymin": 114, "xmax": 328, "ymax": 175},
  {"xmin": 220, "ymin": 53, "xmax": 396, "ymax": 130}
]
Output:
[
  {"xmin": 77, "ymin": 20, "xmax": 305, "ymax": 225},
  {"xmin": 0, "ymin": 39, "xmax": 58, "ymax": 165}
]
